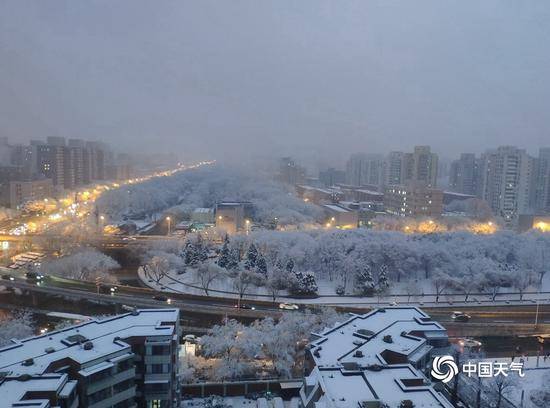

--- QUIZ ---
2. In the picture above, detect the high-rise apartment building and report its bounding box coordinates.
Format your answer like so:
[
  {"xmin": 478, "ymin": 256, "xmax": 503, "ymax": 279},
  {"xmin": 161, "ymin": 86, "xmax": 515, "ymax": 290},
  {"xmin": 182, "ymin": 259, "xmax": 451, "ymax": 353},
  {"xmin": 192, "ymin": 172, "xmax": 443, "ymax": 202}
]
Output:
[
  {"xmin": 385, "ymin": 151, "xmax": 405, "ymax": 185},
  {"xmin": 535, "ymin": 147, "xmax": 550, "ymax": 213},
  {"xmin": 345, "ymin": 153, "xmax": 384, "ymax": 187},
  {"xmin": 480, "ymin": 146, "xmax": 536, "ymax": 223},
  {"xmin": 449, "ymin": 153, "xmax": 482, "ymax": 197},
  {"xmin": 410, "ymin": 145, "xmax": 438, "ymax": 187}
]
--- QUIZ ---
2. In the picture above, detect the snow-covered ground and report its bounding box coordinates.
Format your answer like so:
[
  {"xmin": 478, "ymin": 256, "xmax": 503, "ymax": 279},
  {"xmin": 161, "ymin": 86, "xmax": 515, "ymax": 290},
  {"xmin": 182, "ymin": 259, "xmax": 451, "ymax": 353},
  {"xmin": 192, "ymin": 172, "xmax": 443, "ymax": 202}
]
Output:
[
  {"xmin": 139, "ymin": 267, "xmax": 550, "ymax": 308},
  {"xmin": 469, "ymin": 357, "xmax": 550, "ymax": 408}
]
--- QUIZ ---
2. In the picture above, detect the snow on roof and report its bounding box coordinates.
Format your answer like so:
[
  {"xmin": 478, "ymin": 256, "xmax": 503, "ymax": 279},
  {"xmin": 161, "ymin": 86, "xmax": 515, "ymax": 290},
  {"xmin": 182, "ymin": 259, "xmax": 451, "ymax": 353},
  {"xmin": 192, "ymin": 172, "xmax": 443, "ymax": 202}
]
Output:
[
  {"xmin": 193, "ymin": 207, "xmax": 213, "ymax": 213},
  {"xmin": 0, "ymin": 309, "xmax": 179, "ymax": 376},
  {"xmin": 305, "ymin": 307, "xmax": 452, "ymax": 408},
  {"xmin": 0, "ymin": 373, "xmax": 68, "ymax": 408},
  {"xmin": 356, "ymin": 189, "xmax": 383, "ymax": 196},
  {"xmin": 322, "ymin": 204, "xmax": 350, "ymax": 213}
]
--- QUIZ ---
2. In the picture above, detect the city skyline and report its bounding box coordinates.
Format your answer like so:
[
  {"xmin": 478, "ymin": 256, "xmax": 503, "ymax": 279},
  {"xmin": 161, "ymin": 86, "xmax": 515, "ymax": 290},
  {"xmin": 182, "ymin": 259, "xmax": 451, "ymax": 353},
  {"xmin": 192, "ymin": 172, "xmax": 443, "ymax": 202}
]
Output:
[{"xmin": 1, "ymin": 1, "xmax": 550, "ymax": 162}]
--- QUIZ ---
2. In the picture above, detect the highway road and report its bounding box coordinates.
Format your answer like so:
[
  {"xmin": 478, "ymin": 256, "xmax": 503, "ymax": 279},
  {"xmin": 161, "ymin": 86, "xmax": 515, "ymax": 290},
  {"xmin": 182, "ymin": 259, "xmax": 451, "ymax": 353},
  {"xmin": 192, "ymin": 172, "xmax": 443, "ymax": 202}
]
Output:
[{"xmin": 2, "ymin": 270, "xmax": 550, "ymax": 338}]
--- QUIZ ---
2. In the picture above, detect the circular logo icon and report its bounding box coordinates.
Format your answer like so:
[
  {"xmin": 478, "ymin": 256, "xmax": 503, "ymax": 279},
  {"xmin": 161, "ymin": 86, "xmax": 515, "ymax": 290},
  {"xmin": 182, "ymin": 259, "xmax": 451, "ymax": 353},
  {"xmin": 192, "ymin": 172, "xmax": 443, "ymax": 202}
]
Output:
[{"xmin": 431, "ymin": 355, "xmax": 458, "ymax": 383}]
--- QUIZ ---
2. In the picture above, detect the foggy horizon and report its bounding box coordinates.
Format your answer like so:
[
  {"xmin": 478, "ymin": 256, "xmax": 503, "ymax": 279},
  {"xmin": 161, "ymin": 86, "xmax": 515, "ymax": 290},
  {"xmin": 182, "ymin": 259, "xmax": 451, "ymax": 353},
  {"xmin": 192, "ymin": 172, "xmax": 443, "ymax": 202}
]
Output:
[{"xmin": 1, "ymin": 1, "xmax": 550, "ymax": 164}]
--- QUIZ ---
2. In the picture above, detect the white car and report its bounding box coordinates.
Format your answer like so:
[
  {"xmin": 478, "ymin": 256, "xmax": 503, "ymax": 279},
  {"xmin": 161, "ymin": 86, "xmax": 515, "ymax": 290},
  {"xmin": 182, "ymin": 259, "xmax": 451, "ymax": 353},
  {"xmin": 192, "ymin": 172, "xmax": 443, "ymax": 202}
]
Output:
[
  {"xmin": 458, "ymin": 338, "xmax": 482, "ymax": 348},
  {"xmin": 279, "ymin": 302, "xmax": 299, "ymax": 310}
]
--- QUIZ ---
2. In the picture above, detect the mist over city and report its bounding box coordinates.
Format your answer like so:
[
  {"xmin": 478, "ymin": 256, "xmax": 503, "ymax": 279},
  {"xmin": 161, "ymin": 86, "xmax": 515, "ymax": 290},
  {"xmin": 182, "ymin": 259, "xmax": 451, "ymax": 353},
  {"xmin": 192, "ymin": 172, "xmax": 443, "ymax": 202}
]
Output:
[{"xmin": 0, "ymin": 2, "xmax": 549, "ymax": 408}]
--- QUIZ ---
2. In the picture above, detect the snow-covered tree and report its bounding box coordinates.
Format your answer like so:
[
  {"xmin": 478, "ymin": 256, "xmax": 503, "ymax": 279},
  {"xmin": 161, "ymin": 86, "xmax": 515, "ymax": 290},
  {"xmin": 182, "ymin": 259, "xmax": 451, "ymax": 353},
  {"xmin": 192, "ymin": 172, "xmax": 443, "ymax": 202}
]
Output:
[
  {"xmin": 217, "ymin": 237, "xmax": 231, "ymax": 269},
  {"xmin": 196, "ymin": 263, "xmax": 223, "ymax": 296},
  {"xmin": 529, "ymin": 371, "xmax": 550, "ymax": 407},
  {"xmin": 244, "ymin": 243, "xmax": 258, "ymax": 270},
  {"xmin": 40, "ymin": 249, "xmax": 119, "ymax": 283},
  {"xmin": 291, "ymin": 270, "xmax": 318, "ymax": 295},
  {"xmin": 354, "ymin": 265, "xmax": 375, "ymax": 296},
  {"xmin": 255, "ymin": 253, "xmax": 268, "ymax": 275},
  {"xmin": 184, "ymin": 241, "xmax": 198, "ymax": 266},
  {"xmin": 145, "ymin": 256, "xmax": 169, "ymax": 283},
  {"xmin": 0, "ymin": 312, "xmax": 33, "ymax": 347},
  {"xmin": 377, "ymin": 264, "xmax": 389, "ymax": 291},
  {"xmin": 286, "ymin": 258, "xmax": 295, "ymax": 273}
]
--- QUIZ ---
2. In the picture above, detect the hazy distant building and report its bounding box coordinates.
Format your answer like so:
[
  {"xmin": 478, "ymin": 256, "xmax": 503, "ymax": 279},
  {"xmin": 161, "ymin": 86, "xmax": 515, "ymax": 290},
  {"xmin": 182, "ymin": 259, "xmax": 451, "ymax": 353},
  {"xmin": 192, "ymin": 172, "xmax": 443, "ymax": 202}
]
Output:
[
  {"xmin": 410, "ymin": 145, "xmax": 438, "ymax": 187},
  {"xmin": 449, "ymin": 153, "xmax": 482, "ymax": 196},
  {"xmin": 480, "ymin": 146, "xmax": 536, "ymax": 223},
  {"xmin": 37, "ymin": 144, "xmax": 65, "ymax": 187},
  {"xmin": 319, "ymin": 167, "xmax": 345, "ymax": 187},
  {"xmin": 345, "ymin": 153, "xmax": 384, "ymax": 187},
  {"xmin": 535, "ymin": 147, "xmax": 550, "ymax": 213},
  {"xmin": 384, "ymin": 184, "xmax": 443, "ymax": 217},
  {"xmin": 0, "ymin": 177, "xmax": 53, "ymax": 209},
  {"xmin": 385, "ymin": 151, "xmax": 405, "ymax": 185},
  {"xmin": 278, "ymin": 157, "xmax": 306, "ymax": 185}
]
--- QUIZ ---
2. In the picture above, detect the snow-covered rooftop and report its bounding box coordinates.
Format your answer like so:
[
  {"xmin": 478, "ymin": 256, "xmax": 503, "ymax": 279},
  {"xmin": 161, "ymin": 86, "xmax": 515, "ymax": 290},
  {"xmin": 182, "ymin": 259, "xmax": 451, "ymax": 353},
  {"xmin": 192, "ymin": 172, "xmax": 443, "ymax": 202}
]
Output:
[
  {"xmin": 0, "ymin": 309, "xmax": 179, "ymax": 376},
  {"xmin": 193, "ymin": 207, "xmax": 213, "ymax": 213},
  {"xmin": 322, "ymin": 204, "xmax": 351, "ymax": 213},
  {"xmin": 304, "ymin": 307, "xmax": 452, "ymax": 408},
  {"xmin": 0, "ymin": 373, "xmax": 76, "ymax": 408}
]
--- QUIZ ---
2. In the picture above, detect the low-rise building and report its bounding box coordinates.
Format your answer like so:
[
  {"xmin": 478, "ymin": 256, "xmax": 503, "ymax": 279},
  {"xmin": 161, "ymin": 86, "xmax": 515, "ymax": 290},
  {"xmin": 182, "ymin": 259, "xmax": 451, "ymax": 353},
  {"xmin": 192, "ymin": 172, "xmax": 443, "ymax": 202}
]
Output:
[
  {"xmin": 300, "ymin": 307, "xmax": 452, "ymax": 408},
  {"xmin": 384, "ymin": 184, "xmax": 443, "ymax": 217},
  {"xmin": 215, "ymin": 202, "xmax": 245, "ymax": 234},
  {"xmin": 191, "ymin": 208, "xmax": 215, "ymax": 224},
  {"xmin": 322, "ymin": 204, "xmax": 358, "ymax": 229},
  {"xmin": 0, "ymin": 178, "xmax": 54, "ymax": 209},
  {"xmin": 0, "ymin": 309, "xmax": 181, "ymax": 408}
]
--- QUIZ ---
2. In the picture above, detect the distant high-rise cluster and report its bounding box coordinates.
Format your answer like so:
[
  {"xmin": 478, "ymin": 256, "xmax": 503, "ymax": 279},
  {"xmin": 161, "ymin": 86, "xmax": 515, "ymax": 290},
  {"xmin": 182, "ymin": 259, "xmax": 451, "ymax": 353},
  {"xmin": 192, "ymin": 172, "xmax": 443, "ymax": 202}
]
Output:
[
  {"xmin": 284, "ymin": 143, "xmax": 550, "ymax": 227},
  {"xmin": 344, "ymin": 146, "xmax": 438, "ymax": 189},
  {"xmin": 449, "ymin": 146, "xmax": 550, "ymax": 222},
  {"xmin": 0, "ymin": 136, "xmax": 132, "ymax": 208}
]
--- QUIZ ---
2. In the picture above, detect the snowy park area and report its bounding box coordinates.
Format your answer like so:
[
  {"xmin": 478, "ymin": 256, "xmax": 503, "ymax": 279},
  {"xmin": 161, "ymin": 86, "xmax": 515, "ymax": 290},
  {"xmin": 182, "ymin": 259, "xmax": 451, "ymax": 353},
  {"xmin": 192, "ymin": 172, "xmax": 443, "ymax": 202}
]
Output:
[{"xmin": 138, "ymin": 229, "xmax": 550, "ymax": 307}]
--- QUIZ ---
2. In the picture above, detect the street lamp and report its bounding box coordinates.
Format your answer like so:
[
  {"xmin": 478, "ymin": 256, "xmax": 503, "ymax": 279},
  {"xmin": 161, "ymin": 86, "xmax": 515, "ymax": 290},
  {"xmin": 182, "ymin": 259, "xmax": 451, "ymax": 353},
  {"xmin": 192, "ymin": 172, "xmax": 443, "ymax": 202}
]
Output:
[{"xmin": 166, "ymin": 216, "xmax": 171, "ymax": 235}]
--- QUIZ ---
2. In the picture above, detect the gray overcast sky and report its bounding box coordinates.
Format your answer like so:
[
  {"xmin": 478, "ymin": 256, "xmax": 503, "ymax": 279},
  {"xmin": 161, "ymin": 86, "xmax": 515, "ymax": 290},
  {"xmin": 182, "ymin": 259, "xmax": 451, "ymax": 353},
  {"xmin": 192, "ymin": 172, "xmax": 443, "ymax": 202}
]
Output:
[{"xmin": 1, "ymin": 1, "xmax": 549, "ymax": 165}]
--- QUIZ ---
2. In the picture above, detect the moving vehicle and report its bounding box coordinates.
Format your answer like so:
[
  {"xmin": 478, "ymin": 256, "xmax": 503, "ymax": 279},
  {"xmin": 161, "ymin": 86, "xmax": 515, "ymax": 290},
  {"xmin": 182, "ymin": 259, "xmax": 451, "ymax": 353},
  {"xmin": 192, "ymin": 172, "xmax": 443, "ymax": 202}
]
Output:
[
  {"xmin": 451, "ymin": 311, "xmax": 471, "ymax": 322},
  {"xmin": 458, "ymin": 338, "xmax": 482, "ymax": 349},
  {"xmin": 235, "ymin": 303, "xmax": 256, "ymax": 310},
  {"xmin": 1, "ymin": 274, "xmax": 14, "ymax": 281},
  {"xmin": 25, "ymin": 272, "xmax": 44, "ymax": 281},
  {"xmin": 152, "ymin": 294, "xmax": 169, "ymax": 302},
  {"xmin": 279, "ymin": 302, "xmax": 299, "ymax": 310}
]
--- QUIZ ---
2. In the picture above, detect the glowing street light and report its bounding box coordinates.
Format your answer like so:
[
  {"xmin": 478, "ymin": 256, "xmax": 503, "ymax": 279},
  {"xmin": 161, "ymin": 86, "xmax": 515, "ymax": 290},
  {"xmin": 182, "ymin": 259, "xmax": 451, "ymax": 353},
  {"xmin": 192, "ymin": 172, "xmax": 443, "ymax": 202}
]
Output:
[{"xmin": 166, "ymin": 216, "xmax": 172, "ymax": 235}]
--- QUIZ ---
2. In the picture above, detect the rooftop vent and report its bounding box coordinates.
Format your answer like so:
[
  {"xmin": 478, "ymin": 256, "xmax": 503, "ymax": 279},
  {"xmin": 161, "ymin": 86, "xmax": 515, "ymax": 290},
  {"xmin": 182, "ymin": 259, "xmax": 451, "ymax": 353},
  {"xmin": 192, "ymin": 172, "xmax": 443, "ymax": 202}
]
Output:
[
  {"xmin": 131, "ymin": 310, "xmax": 139, "ymax": 316},
  {"xmin": 21, "ymin": 359, "xmax": 34, "ymax": 367},
  {"xmin": 17, "ymin": 374, "xmax": 32, "ymax": 382},
  {"xmin": 353, "ymin": 350, "xmax": 364, "ymax": 358},
  {"xmin": 45, "ymin": 347, "xmax": 55, "ymax": 354},
  {"xmin": 364, "ymin": 364, "xmax": 383, "ymax": 372},
  {"xmin": 83, "ymin": 341, "xmax": 94, "ymax": 350},
  {"xmin": 62, "ymin": 334, "xmax": 88, "ymax": 346}
]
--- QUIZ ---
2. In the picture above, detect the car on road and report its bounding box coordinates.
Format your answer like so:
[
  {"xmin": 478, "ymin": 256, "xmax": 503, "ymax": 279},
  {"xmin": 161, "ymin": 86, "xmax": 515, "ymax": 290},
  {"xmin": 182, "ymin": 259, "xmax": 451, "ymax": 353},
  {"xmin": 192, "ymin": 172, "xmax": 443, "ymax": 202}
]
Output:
[
  {"xmin": 1, "ymin": 274, "xmax": 14, "ymax": 281},
  {"xmin": 458, "ymin": 338, "xmax": 482, "ymax": 349},
  {"xmin": 152, "ymin": 294, "xmax": 169, "ymax": 302},
  {"xmin": 25, "ymin": 272, "xmax": 44, "ymax": 281},
  {"xmin": 122, "ymin": 236, "xmax": 137, "ymax": 241},
  {"xmin": 279, "ymin": 302, "xmax": 299, "ymax": 310},
  {"xmin": 234, "ymin": 303, "xmax": 256, "ymax": 310},
  {"xmin": 451, "ymin": 311, "xmax": 471, "ymax": 322}
]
